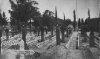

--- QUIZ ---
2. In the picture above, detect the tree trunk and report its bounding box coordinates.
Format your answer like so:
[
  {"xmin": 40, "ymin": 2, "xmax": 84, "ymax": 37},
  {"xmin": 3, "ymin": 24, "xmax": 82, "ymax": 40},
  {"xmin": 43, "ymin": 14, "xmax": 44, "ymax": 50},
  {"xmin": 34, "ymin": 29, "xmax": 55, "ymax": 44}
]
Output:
[
  {"xmin": 38, "ymin": 29, "xmax": 40, "ymax": 36},
  {"xmin": 6, "ymin": 33, "xmax": 9, "ymax": 40},
  {"xmin": 56, "ymin": 25, "xmax": 60, "ymax": 45},
  {"xmin": 46, "ymin": 29, "xmax": 48, "ymax": 34},
  {"xmin": 0, "ymin": 37, "xmax": 1, "ymax": 57},
  {"xmin": 17, "ymin": 24, "xmax": 21, "ymax": 32},
  {"xmin": 41, "ymin": 27, "xmax": 44, "ymax": 42},
  {"xmin": 5, "ymin": 29, "xmax": 9, "ymax": 41},
  {"xmin": 99, "ymin": 22, "xmax": 100, "ymax": 36},
  {"xmin": 0, "ymin": 29, "xmax": 2, "ymax": 56},
  {"xmin": 61, "ymin": 30, "xmax": 65, "ymax": 43},
  {"xmin": 69, "ymin": 29, "xmax": 71, "ymax": 35},
  {"xmin": 22, "ymin": 28, "xmax": 28, "ymax": 50},
  {"xmin": 51, "ymin": 26, "xmax": 53, "ymax": 36},
  {"xmin": 66, "ymin": 29, "xmax": 68, "ymax": 37},
  {"xmin": 46, "ymin": 27, "xmax": 48, "ymax": 34},
  {"xmin": 30, "ymin": 19, "xmax": 31, "ymax": 33}
]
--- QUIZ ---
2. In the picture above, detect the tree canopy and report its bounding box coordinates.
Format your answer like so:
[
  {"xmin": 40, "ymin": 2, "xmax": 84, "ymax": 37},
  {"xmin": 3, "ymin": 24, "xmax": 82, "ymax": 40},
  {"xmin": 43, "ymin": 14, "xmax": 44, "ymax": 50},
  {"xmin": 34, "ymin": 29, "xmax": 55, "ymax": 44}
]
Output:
[
  {"xmin": 9, "ymin": 0, "xmax": 40, "ymax": 26},
  {"xmin": 0, "ymin": 12, "xmax": 7, "ymax": 26}
]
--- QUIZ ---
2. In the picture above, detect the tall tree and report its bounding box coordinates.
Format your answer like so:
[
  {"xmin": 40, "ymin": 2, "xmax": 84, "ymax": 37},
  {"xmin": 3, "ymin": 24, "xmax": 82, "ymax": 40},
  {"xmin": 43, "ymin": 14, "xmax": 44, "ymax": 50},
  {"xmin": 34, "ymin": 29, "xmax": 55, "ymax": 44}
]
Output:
[
  {"xmin": 0, "ymin": 12, "xmax": 7, "ymax": 26},
  {"xmin": 42, "ymin": 10, "xmax": 55, "ymax": 36},
  {"xmin": 9, "ymin": 0, "xmax": 39, "ymax": 30},
  {"xmin": 81, "ymin": 18, "xmax": 84, "ymax": 25},
  {"xmin": 61, "ymin": 13, "xmax": 66, "ymax": 43},
  {"xmin": 81, "ymin": 18, "xmax": 87, "ymax": 37},
  {"xmin": 65, "ymin": 19, "xmax": 71, "ymax": 37},
  {"xmin": 0, "ymin": 11, "xmax": 7, "ymax": 55},
  {"xmin": 9, "ymin": 0, "xmax": 40, "ymax": 50},
  {"xmin": 0, "ymin": 11, "xmax": 3, "ymax": 55},
  {"xmin": 78, "ymin": 18, "xmax": 81, "ymax": 29},
  {"xmin": 2, "ymin": 12, "xmax": 9, "ymax": 41},
  {"xmin": 88, "ymin": 8, "xmax": 90, "ymax": 19},
  {"xmin": 39, "ymin": 17, "xmax": 45, "ymax": 42},
  {"xmin": 0, "ymin": 28, "xmax": 1, "ymax": 56},
  {"xmin": 73, "ymin": 10, "xmax": 76, "ymax": 30},
  {"xmin": 55, "ymin": 7, "xmax": 60, "ymax": 45}
]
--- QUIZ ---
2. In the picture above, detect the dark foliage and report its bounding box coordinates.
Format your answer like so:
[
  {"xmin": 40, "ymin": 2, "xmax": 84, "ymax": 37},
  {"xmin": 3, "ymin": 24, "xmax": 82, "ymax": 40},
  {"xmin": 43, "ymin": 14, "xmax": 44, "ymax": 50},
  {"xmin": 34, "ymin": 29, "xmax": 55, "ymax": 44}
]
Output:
[
  {"xmin": 85, "ymin": 18, "xmax": 100, "ymax": 32},
  {"xmin": 0, "ymin": 12, "xmax": 7, "ymax": 26},
  {"xmin": 73, "ymin": 10, "xmax": 77, "ymax": 30},
  {"xmin": 9, "ymin": 0, "xmax": 40, "ymax": 30}
]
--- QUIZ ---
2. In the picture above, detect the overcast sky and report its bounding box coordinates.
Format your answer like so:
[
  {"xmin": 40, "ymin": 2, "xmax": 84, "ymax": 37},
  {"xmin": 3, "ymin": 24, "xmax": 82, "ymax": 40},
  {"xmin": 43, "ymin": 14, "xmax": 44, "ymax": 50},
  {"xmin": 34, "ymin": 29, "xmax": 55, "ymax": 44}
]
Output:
[{"xmin": 0, "ymin": 0, "xmax": 100, "ymax": 20}]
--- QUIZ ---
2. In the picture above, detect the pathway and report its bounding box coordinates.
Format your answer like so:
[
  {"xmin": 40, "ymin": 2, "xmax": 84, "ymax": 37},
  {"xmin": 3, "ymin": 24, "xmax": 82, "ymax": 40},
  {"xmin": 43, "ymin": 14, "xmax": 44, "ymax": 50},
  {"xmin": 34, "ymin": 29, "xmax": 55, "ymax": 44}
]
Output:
[{"xmin": 66, "ymin": 31, "xmax": 95, "ymax": 59}]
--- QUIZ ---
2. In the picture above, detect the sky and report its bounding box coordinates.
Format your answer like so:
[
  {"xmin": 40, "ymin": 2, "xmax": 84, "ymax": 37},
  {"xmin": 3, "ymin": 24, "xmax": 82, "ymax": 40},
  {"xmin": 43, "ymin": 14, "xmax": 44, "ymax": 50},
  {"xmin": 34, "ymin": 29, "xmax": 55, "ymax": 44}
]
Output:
[{"xmin": 0, "ymin": 0, "xmax": 100, "ymax": 21}]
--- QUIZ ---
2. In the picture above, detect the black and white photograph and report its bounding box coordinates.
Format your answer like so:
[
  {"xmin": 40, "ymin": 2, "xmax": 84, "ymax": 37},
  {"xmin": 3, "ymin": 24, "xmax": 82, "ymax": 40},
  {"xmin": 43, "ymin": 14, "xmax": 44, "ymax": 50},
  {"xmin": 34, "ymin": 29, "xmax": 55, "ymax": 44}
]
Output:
[{"xmin": 0, "ymin": 0, "xmax": 100, "ymax": 59}]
